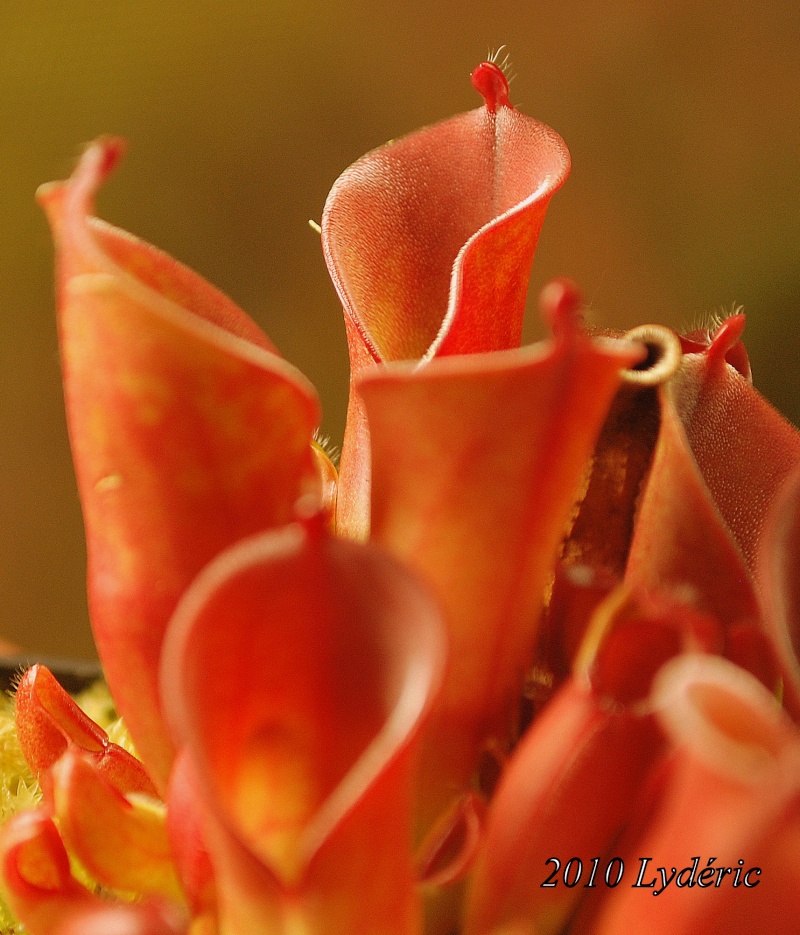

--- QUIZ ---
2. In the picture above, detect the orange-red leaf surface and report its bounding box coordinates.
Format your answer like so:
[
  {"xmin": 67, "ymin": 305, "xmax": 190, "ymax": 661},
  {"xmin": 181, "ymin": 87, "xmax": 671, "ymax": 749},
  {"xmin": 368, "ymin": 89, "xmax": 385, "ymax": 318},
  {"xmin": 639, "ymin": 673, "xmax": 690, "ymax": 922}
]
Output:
[
  {"xmin": 625, "ymin": 390, "xmax": 761, "ymax": 627},
  {"xmin": 166, "ymin": 750, "xmax": 217, "ymax": 917},
  {"xmin": 52, "ymin": 899, "xmax": 189, "ymax": 935},
  {"xmin": 588, "ymin": 655, "xmax": 800, "ymax": 935},
  {"xmin": 15, "ymin": 664, "xmax": 156, "ymax": 798},
  {"xmin": 625, "ymin": 327, "xmax": 800, "ymax": 693},
  {"xmin": 322, "ymin": 69, "xmax": 571, "ymax": 537},
  {"xmin": 51, "ymin": 750, "xmax": 184, "ymax": 902},
  {"xmin": 670, "ymin": 322, "xmax": 800, "ymax": 574},
  {"xmin": 629, "ymin": 321, "xmax": 800, "ymax": 601},
  {"xmin": 161, "ymin": 519, "xmax": 446, "ymax": 935},
  {"xmin": 758, "ymin": 467, "xmax": 800, "ymax": 717},
  {"xmin": 463, "ymin": 587, "xmax": 709, "ymax": 935},
  {"xmin": 38, "ymin": 140, "xmax": 321, "ymax": 788},
  {"xmin": 360, "ymin": 281, "xmax": 641, "ymax": 828},
  {"xmin": 0, "ymin": 810, "xmax": 103, "ymax": 934}
]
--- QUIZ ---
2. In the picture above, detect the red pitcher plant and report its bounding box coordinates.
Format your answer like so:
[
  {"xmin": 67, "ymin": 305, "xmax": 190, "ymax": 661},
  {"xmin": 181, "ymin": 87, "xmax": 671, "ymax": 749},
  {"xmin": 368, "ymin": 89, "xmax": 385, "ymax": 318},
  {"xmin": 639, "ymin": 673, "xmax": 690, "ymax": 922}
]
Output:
[{"xmin": 2, "ymin": 56, "xmax": 800, "ymax": 935}]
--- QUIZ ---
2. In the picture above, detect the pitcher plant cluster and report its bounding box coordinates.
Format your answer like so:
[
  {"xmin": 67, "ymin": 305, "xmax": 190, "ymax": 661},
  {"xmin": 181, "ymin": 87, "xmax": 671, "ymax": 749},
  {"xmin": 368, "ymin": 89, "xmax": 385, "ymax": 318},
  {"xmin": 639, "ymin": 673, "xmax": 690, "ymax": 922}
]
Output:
[{"xmin": 1, "ymin": 57, "xmax": 800, "ymax": 935}]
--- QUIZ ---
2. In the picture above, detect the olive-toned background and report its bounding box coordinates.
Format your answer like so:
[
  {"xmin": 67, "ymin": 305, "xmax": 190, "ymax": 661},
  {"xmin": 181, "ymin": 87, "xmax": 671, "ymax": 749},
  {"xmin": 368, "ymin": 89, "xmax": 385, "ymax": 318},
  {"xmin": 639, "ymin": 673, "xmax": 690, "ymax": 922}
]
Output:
[{"xmin": 1, "ymin": 1, "xmax": 799, "ymax": 658}]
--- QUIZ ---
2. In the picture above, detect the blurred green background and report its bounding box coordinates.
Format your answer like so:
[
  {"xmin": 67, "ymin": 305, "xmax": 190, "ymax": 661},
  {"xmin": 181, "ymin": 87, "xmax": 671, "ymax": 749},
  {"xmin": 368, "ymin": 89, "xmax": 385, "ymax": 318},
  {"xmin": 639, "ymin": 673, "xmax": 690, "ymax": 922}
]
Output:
[{"xmin": 1, "ymin": 1, "xmax": 799, "ymax": 658}]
